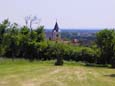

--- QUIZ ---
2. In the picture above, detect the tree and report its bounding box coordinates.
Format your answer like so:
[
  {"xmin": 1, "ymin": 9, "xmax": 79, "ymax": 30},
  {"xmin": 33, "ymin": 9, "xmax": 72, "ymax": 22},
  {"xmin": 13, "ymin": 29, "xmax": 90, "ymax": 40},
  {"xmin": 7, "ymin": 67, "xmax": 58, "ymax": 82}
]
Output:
[
  {"xmin": 25, "ymin": 16, "xmax": 40, "ymax": 31},
  {"xmin": 36, "ymin": 26, "xmax": 46, "ymax": 42},
  {"xmin": 54, "ymin": 42, "xmax": 64, "ymax": 66},
  {"xmin": 0, "ymin": 19, "xmax": 10, "ymax": 43},
  {"xmin": 0, "ymin": 19, "xmax": 10, "ymax": 56},
  {"xmin": 96, "ymin": 29, "xmax": 115, "ymax": 64},
  {"xmin": 4, "ymin": 23, "xmax": 20, "ymax": 59}
]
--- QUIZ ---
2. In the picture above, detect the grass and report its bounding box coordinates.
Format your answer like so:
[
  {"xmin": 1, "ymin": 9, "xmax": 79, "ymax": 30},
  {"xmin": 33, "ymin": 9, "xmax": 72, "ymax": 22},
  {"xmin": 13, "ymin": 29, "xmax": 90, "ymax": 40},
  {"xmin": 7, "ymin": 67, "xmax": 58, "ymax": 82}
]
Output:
[{"xmin": 0, "ymin": 58, "xmax": 115, "ymax": 86}]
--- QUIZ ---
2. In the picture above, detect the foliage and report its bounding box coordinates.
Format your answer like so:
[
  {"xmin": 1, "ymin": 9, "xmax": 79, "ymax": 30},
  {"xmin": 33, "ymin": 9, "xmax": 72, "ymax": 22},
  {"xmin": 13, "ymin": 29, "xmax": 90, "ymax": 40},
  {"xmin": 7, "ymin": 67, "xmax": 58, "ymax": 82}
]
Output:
[
  {"xmin": 0, "ymin": 19, "xmax": 115, "ymax": 67},
  {"xmin": 96, "ymin": 29, "xmax": 115, "ymax": 65},
  {"xmin": 0, "ymin": 19, "xmax": 46, "ymax": 61}
]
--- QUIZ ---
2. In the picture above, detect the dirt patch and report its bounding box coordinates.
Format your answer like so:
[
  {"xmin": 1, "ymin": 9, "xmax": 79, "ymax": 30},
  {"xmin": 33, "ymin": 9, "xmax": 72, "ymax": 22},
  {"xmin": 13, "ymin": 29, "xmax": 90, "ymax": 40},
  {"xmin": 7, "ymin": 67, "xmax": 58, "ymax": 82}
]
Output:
[{"xmin": 50, "ymin": 69, "xmax": 62, "ymax": 75}]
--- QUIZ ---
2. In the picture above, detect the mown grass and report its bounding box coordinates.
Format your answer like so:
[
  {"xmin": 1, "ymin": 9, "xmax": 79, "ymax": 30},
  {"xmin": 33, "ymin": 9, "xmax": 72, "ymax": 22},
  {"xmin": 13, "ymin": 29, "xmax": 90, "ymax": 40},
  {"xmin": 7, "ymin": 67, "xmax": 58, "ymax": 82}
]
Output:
[{"xmin": 0, "ymin": 58, "xmax": 115, "ymax": 86}]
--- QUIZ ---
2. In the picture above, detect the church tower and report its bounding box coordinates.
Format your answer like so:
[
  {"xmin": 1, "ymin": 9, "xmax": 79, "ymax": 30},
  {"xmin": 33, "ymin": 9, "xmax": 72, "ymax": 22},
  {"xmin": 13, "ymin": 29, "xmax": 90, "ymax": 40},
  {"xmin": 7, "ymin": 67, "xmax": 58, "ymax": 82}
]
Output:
[{"xmin": 52, "ymin": 22, "xmax": 61, "ymax": 40}]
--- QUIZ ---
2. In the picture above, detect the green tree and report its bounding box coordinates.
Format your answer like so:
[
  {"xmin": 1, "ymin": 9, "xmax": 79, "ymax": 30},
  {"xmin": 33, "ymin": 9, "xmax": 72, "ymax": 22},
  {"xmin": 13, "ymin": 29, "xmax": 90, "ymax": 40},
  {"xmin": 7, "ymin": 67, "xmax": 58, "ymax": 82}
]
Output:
[
  {"xmin": 96, "ymin": 29, "xmax": 115, "ymax": 64},
  {"xmin": 4, "ymin": 23, "xmax": 20, "ymax": 59},
  {"xmin": 36, "ymin": 26, "xmax": 46, "ymax": 42},
  {"xmin": 0, "ymin": 19, "xmax": 10, "ymax": 56}
]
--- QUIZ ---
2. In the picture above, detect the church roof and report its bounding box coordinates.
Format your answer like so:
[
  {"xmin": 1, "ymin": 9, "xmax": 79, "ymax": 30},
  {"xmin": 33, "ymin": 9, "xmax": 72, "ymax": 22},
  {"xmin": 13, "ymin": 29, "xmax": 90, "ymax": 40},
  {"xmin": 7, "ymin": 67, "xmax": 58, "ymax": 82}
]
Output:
[{"xmin": 52, "ymin": 22, "xmax": 59, "ymax": 32}]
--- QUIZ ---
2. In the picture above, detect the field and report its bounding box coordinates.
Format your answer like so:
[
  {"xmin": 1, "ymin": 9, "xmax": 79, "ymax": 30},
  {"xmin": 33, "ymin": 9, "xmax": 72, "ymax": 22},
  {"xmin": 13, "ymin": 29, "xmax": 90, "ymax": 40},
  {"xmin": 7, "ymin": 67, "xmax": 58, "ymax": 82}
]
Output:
[{"xmin": 0, "ymin": 59, "xmax": 115, "ymax": 86}]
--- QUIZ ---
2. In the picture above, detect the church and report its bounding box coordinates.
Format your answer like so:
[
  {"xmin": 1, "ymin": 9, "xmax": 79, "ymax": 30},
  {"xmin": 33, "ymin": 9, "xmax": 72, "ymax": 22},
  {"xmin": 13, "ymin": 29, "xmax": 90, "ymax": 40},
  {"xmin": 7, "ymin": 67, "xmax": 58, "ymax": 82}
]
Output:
[
  {"xmin": 45, "ymin": 22, "xmax": 79, "ymax": 45},
  {"xmin": 45, "ymin": 22, "xmax": 61, "ymax": 40}
]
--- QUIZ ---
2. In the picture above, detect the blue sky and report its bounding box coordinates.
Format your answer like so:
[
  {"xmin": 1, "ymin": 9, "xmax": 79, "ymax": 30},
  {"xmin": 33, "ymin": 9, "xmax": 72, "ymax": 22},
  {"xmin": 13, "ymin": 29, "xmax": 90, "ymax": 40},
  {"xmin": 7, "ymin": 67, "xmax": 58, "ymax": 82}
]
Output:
[{"xmin": 0, "ymin": 0, "xmax": 115, "ymax": 29}]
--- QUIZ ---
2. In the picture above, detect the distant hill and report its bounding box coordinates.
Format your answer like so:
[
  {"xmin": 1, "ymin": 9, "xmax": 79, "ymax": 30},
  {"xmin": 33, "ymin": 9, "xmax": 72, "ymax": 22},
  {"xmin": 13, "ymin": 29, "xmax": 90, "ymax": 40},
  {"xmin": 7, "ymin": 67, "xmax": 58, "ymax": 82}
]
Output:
[{"xmin": 45, "ymin": 29, "xmax": 101, "ymax": 33}]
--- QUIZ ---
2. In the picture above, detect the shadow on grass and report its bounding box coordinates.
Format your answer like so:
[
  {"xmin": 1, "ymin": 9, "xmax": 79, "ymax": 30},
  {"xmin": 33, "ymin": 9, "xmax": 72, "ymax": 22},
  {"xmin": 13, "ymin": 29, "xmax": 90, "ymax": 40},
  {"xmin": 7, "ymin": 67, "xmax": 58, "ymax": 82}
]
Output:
[
  {"xmin": 85, "ymin": 63, "xmax": 109, "ymax": 68},
  {"xmin": 104, "ymin": 74, "xmax": 115, "ymax": 78}
]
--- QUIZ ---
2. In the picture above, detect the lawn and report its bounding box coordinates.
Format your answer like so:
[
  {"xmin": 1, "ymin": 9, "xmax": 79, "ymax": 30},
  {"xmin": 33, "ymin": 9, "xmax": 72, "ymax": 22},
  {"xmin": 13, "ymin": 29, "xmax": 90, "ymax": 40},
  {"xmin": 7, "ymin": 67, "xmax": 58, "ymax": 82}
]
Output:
[{"xmin": 0, "ymin": 59, "xmax": 115, "ymax": 86}]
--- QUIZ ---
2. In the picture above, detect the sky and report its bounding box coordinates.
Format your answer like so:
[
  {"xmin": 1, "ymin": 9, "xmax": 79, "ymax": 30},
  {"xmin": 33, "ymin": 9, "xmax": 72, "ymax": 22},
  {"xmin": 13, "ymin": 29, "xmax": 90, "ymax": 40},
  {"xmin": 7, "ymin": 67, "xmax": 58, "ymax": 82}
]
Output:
[{"xmin": 0, "ymin": 0, "xmax": 115, "ymax": 29}]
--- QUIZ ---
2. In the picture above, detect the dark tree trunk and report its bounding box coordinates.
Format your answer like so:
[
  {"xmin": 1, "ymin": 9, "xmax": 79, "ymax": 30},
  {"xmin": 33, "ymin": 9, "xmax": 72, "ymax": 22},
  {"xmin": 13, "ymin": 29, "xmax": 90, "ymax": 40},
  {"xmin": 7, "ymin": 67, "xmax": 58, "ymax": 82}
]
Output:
[{"xmin": 111, "ymin": 58, "xmax": 115, "ymax": 68}]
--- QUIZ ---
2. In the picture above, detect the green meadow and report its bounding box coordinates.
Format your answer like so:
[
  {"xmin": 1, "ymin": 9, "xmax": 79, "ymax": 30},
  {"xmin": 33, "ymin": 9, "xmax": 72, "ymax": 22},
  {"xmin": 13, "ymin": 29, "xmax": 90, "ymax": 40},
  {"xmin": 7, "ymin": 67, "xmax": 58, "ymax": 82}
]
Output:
[{"xmin": 0, "ymin": 59, "xmax": 115, "ymax": 86}]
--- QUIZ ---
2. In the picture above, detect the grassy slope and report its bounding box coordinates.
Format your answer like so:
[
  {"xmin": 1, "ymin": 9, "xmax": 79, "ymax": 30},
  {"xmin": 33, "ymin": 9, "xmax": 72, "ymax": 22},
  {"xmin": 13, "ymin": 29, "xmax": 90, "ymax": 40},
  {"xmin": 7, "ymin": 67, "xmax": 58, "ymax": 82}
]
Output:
[{"xmin": 0, "ymin": 59, "xmax": 115, "ymax": 86}]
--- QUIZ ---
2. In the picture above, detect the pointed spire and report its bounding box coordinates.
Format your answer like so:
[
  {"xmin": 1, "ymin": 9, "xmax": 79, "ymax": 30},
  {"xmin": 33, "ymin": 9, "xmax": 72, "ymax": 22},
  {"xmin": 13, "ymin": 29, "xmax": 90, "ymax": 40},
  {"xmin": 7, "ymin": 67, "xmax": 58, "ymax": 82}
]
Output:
[{"xmin": 53, "ymin": 21, "xmax": 59, "ymax": 32}]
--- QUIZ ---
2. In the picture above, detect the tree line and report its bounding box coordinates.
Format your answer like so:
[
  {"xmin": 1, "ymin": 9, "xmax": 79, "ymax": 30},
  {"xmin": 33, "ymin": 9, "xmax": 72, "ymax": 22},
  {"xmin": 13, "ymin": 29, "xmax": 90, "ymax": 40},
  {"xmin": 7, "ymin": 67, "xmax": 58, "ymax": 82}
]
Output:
[{"xmin": 0, "ymin": 19, "xmax": 115, "ymax": 67}]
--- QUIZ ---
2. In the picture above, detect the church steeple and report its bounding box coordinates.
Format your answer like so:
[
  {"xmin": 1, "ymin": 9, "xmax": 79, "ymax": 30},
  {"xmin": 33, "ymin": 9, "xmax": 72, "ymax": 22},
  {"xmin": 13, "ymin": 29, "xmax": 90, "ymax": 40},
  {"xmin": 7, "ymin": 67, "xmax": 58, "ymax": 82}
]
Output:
[
  {"xmin": 52, "ymin": 21, "xmax": 61, "ymax": 40},
  {"xmin": 52, "ymin": 21, "xmax": 59, "ymax": 32}
]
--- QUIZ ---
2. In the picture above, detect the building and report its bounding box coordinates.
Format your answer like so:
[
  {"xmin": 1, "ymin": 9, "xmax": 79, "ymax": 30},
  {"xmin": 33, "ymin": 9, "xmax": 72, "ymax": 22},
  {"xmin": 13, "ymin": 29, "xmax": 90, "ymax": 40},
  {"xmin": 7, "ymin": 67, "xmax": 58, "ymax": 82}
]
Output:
[
  {"xmin": 45, "ymin": 22, "xmax": 80, "ymax": 45},
  {"xmin": 45, "ymin": 22, "xmax": 61, "ymax": 40}
]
